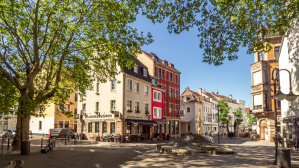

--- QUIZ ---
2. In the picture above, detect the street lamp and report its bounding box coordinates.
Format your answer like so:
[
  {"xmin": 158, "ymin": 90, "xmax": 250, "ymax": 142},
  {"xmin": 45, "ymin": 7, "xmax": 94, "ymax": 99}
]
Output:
[
  {"xmin": 217, "ymin": 104, "xmax": 220, "ymax": 145},
  {"xmin": 272, "ymin": 68, "xmax": 299, "ymax": 165}
]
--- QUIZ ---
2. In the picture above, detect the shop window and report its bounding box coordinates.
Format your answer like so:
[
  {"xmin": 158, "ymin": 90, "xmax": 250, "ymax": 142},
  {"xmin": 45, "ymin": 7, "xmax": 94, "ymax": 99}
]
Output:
[
  {"xmin": 103, "ymin": 122, "xmax": 107, "ymax": 133},
  {"xmin": 64, "ymin": 121, "xmax": 69, "ymax": 128},
  {"xmin": 175, "ymin": 121, "xmax": 179, "ymax": 134},
  {"xmin": 135, "ymin": 125, "xmax": 139, "ymax": 134},
  {"xmin": 110, "ymin": 122, "xmax": 115, "ymax": 134},
  {"xmin": 126, "ymin": 123, "xmax": 131, "ymax": 134},
  {"xmin": 95, "ymin": 122, "xmax": 99, "ymax": 133},
  {"xmin": 88, "ymin": 122, "xmax": 92, "ymax": 133}
]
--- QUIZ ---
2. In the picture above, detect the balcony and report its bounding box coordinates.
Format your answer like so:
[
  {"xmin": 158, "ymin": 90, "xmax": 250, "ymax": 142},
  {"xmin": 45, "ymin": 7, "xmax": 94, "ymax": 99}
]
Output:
[
  {"xmin": 251, "ymin": 85, "xmax": 267, "ymax": 93},
  {"xmin": 251, "ymin": 61, "xmax": 268, "ymax": 73}
]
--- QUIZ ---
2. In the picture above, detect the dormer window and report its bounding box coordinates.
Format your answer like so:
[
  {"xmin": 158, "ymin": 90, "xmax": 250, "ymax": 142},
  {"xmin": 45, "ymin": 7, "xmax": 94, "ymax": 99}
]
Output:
[
  {"xmin": 143, "ymin": 69, "xmax": 147, "ymax": 77},
  {"xmin": 134, "ymin": 67, "xmax": 138, "ymax": 73},
  {"xmin": 155, "ymin": 57, "xmax": 158, "ymax": 61},
  {"xmin": 171, "ymin": 65, "xmax": 174, "ymax": 68},
  {"xmin": 165, "ymin": 62, "xmax": 168, "ymax": 66}
]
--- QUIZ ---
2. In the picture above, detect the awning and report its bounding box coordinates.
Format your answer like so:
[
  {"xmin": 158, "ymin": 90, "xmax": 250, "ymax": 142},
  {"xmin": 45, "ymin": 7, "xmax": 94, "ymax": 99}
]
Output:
[
  {"xmin": 126, "ymin": 119, "xmax": 156, "ymax": 125},
  {"xmin": 155, "ymin": 121, "xmax": 166, "ymax": 124}
]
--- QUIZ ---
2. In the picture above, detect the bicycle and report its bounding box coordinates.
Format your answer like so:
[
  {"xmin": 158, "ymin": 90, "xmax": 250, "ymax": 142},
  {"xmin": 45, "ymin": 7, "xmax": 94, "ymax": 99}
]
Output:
[{"xmin": 41, "ymin": 137, "xmax": 56, "ymax": 153}]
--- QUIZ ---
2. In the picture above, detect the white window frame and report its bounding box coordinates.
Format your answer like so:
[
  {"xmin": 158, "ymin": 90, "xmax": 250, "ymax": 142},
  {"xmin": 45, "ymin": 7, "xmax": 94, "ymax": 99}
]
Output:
[
  {"xmin": 135, "ymin": 101, "xmax": 140, "ymax": 113},
  {"xmin": 111, "ymin": 80, "xmax": 116, "ymax": 90},
  {"xmin": 144, "ymin": 85, "xmax": 149, "ymax": 95},
  {"xmin": 135, "ymin": 81, "xmax": 140, "ymax": 93},
  {"xmin": 153, "ymin": 107, "xmax": 162, "ymax": 119},
  {"xmin": 111, "ymin": 100, "xmax": 116, "ymax": 111},
  {"xmin": 127, "ymin": 99, "xmax": 132, "ymax": 111},
  {"xmin": 153, "ymin": 90, "xmax": 162, "ymax": 102},
  {"xmin": 134, "ymin": 67, "xmax": 138, "ymax": 73},
  {"xmin": 96, "ymin": 82, "xmax": 100, "ymax": 93},
  {"xmin": 127, "ymin": 79, "xmax": 132, "ymax": 91}
]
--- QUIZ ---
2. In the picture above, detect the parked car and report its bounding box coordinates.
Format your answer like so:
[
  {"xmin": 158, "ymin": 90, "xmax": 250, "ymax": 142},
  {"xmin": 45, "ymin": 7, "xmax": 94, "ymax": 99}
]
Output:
[
  {"xmin": 48, "ymin": 128, "xmax": 75, "ymax": 139},
  {"xmin": 4, "ymin": 130, "xmax": 16, "ymax": 138}
]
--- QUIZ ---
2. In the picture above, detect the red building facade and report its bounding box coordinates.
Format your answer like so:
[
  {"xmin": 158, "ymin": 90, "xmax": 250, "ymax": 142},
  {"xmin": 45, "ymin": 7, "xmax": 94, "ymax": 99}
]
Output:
[
  {"xmin": 151, "ymin": 88, "xmax": 163, "ymax": 121},
  {"xmin": 137, "ymin": 51, "xmax": 181, "ymax": 138}
]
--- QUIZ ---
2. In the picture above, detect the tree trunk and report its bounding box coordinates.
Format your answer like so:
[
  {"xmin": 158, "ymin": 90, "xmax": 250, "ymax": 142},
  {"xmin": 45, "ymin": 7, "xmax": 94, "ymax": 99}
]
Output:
[{"xmin": 12, "ymin": 99, "xmax": 31, "ymax": 151}]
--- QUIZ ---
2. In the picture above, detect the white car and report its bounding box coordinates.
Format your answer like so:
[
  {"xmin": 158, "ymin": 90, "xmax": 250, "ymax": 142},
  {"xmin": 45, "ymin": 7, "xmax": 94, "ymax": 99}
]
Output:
[{"xmin": 4, "ymin": 130, "xmax": 16, "ymax": 138}]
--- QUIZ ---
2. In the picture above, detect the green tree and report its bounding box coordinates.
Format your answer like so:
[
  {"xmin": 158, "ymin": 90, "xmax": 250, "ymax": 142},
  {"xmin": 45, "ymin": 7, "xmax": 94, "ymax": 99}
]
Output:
[
  {"xmin": 233, "ymin": 107, "xmax": 243, "ymax": 134},
  {"xmin": 144, "ymin": 0, "xmax": 298, "ymax": 65},
  {"xmin": 216, "ymin": 99, "xmax": 230, "ymax": 134},
  {"xmin": 245, "ymin": 114, "xmax": 257, "ymax": 127},
  {"xmin": 0, "ymin": 0, "xmax": 171, "ymax": 150}
]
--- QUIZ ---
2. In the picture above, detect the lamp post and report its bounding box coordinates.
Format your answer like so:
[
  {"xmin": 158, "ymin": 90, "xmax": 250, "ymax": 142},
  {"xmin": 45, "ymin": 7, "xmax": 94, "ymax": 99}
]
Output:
[
  {"xmin": 217, "ymin": 105, "xmax": 220, "ymax": 145},
  {"xmin": 272, "ymin": 68, "xmax": 298, "ymax": 165}
]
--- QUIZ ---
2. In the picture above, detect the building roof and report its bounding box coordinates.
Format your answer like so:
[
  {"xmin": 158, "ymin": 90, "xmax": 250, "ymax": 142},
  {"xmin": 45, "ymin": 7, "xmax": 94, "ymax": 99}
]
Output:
[{"xmin": 123, "ymin": 56, "xmax": 151, "ymax": 83}]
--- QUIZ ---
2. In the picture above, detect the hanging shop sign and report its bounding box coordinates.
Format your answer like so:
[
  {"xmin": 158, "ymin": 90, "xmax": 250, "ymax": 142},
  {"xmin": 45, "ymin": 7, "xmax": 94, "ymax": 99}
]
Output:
[{"xmin": 83, "ymin": 113, "xmax": 113, "ymax": 119}]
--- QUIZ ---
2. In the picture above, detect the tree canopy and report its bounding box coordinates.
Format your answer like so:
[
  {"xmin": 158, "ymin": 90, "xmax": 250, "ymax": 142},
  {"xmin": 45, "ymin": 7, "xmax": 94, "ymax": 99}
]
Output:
[
  {"xmin": 233, "ymin": 107, "xmax": 243, "ymax": 126},
  {"xmin": 216, "ymin": 99, "xmax": 230, "ymax": 127}
]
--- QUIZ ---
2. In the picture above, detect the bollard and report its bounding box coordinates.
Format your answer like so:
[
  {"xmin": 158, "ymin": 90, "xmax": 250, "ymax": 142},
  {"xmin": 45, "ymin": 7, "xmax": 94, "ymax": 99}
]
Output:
[
  {"xmin": 41, "ymin": 138, "xmax": 43, "ymax": 148},
  {"xmin": 7, "ymin": 139, "xmax": 9, "ymax": 150}
]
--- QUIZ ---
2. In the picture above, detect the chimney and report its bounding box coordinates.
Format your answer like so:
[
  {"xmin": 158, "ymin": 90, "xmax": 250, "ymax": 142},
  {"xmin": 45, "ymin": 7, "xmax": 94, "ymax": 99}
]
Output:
[
  {"xmin": 203, "ymin": 89, "xmax": 205, "ymax": 93},
  {"xmin": 199, "ymin": 88, "xmax": 202, "ymax": 95},
  {"xmin": 210, "ymin": 92, "xmax": 214, "ymax": 94},
  {"xmin": 185, "ymin": 87, "xmax": 189, "ymax": 91},
  {"xmin": 229, "ymin": 94, "xmax": 232, "ymax": 100}
]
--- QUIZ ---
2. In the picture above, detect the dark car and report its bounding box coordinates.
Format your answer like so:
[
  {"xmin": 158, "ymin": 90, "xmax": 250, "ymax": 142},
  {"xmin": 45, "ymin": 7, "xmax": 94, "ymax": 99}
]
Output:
[
  {"xmin": 4, "ymin": 130, "xmax": 16, "ymax": 138},
  {"xmin": 48, "ymin": 128, "xmax": 75, "ymax": 139}
]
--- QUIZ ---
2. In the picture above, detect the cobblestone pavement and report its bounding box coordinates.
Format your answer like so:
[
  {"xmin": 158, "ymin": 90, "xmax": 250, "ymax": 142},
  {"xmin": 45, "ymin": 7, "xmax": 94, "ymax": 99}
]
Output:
[{"xmin": 0, "ymin": 137, "xmax": 298, "ymax": 168}]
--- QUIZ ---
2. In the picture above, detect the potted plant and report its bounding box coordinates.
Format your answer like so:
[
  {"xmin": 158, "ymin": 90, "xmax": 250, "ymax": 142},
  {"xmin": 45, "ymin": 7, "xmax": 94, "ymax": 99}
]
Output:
[
  {"xmin": 127, "ymin": 110, "xmax": 133, "ymax": 112},
  {"xmin": 135, "ymin": 108, "xmax": 140, "ymax": 113},
  {"xmin": 95, "ymin": 111, "xmax": 99, "ymax": 115},
  {"xmin": 110, "ymin": 110, "xmax": 114, "ymax": 114},
  {"xmin": 145, "ymin": 110, "xmax": 149, "ymax": 115}
]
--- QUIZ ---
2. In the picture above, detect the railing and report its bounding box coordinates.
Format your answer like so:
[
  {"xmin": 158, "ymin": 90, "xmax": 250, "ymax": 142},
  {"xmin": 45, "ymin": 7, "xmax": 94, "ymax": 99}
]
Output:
[{"xmin": 253, "ymin": 105, "xmax": 263, "ymax": 109}]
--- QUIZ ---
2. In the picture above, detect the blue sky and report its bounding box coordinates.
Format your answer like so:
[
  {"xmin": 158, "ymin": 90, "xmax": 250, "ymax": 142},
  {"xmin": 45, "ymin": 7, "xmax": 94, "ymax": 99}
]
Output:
[{"xmin": 132, "ymin": 15, "xmax": 253, "ymax": 108}]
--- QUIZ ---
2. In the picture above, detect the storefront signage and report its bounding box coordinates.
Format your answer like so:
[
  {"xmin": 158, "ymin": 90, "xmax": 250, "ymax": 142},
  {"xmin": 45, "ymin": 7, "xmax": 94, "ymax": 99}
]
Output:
[
  {"xmin": 127, "ymin": 116, "xmax": 143, "ymax": 119},
  {"xmin": 83, "ymin": 113, "xmax": 113, "ymax": 119}
]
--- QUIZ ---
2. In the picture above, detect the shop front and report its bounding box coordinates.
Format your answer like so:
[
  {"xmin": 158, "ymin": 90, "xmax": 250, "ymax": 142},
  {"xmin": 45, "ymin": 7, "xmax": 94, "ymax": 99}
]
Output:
[{"xmin": 81, "ymin": 112, "xmax": 122, "ymax": 140}]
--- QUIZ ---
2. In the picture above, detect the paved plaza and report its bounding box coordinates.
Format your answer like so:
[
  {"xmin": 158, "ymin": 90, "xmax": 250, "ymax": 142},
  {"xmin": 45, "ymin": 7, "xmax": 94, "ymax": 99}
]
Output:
[{"xmin": 0, "ymin": 136, "xmax": 299, "ymax": 168}]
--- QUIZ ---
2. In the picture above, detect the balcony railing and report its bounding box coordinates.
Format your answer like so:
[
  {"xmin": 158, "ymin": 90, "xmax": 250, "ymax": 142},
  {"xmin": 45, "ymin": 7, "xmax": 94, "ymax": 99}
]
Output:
[{"xmin": 253, "ymin": 105, "xmax": 263, "ymax": 109}]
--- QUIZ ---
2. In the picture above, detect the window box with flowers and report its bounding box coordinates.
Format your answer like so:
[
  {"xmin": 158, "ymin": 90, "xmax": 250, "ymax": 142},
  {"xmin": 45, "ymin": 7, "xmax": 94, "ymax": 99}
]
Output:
[
  {"xmin": 145, "ymin": 110, "xmax": 149, "ymax": 115},
  {"xmin": 135, "ymin": 109, "xmax": 140, "ymax": 113},
  {"xmin": 110, "ymin": 110, "xmax": 115, "ymax": 114},
  {"xmin": 127, "ymin": 110, "xmax": 133, "ymax": 112}
]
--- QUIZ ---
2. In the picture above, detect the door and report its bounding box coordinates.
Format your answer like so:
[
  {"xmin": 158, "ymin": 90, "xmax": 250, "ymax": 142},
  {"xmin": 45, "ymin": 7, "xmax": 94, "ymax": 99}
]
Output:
[
  {"xmin": 260, "ymin": 126, "xmax": 265, "ymax": 140},
  {"xmin": 265, "ymin": 127, "xmax": 268, "ymax": 140}
]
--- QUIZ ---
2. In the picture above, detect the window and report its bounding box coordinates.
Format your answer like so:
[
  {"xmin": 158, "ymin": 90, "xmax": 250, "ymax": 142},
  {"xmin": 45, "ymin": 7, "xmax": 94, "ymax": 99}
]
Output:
[
  {"xmin": 96, "ymin": 82, "xmax": 100, "ymax": 93},
  {"xmin": 253, "ymin": 94, "xmax": 262, "ymax": 109},
  {"xmin": 65, "ymin": 89, "xmax": 71, "ymax": 98},
  {"xmin": 111, "ymin": 80, "xmax": 116, "ymax": 90},
  {"xmin": 82, "ymin": 104, "xmax": 86, "ymax": 113},
  {"xmin": 143, "ymin": 69, "xmax": 147, "ymax": 76},
  {"xmin": 153, "ymin": 107, "xmax": 162, "ymax": 119},
  {"xmin": 170, "ymin": 88, "xmax": 173, "ymax": 98},
  {"xmin": 134, "ymin": 67, "xmax": 138, "ymax": 73},
  {"xmin": 170, "ymin": 104, "xmax": 173, "ymax": 114},
  {"xmin": 95, "ymin": 122, "xmax": 99, "ymax": 133},
  {"xmin": 127, "ymin": 100, "xmax": 132, "ymax": 111},
  {"xmin": 88, "ymin": 122, "xmax": 92, "ymax": 133},
  {"xmin": 145, "ymin": 85, "xmax": 149, "ymax": 95},
  {"xmin": 59, "ymin": 121, "xmax": 63, "ymax": 128},
  {"xmin": 172, "ymin": 121, "xmax": 175, "ymax": 134},
  {"xmin": 258, "ymin": 51, "xmax": 264, "ymax": 61},
  {"xmin": 135, "ymin": 101, "xmax": 140, "ymax": 113},
  {"xmin": 253, "ymin": 71, "xmax": 261, "ymax": 86},
  {"xmin": 39, "ymin": 121, "xmax": 42, "ymax": 130},
  {"xmin": 96, "ymin": 102, "xmax": 99, "ymax": 112},
  {"xmin": 275, "ymin": 47, "xmax": 280, "ymax": 60},
  {"xmin": 110, "ymin": 122, "xmax": 115, "ymax": 134},
  {"xmin": 153, "ymin": 90, "xmax": 162, "ymax": 101},
  {"xmin": 83, "ymin": 89, "xmax": 86, "ymax": 95},
  {"xmin": 127, "ymin": 79, "xmax": 132, "ymax": 91},
  {"xmin": 175, "ymin": 90, "xmax": 178, "ymax": 98},
  {"xmin": 175, "ymin": 75, "xmax": 178, "ymax": 83},
  {"xmin": 158, "ymin": 68, "xmax": 161, "ymax": 77},
  {"xmin": 187, "ymin": 107, "xmax": 190, "ymax": 113},
  {"xmin": 175, "ymin": 105, "xmax": 179, "ymax": 114},
  {"xmin": 111, "ymin": 100, "xmax": 116, "ymax": 111},
  {"xmin": 145, "ymin": 103, "xmax": 149, "ymax": 114},
  {"xmin": 162, "ymin": 70, "xmax": 165, "ymax": 78},
  {"xmin": 103, "ymin": 122, "xmax": 107, "ymax": 133},
  {"xmin": 134, "ymin": 125, "xmax": 139, "ymax": 134},
  {"xmin": 65, "ymin": 121, "xmax": 69, "ymax": 128},
  {"xmin": 170, "ymin": 73, "xmax": 172, "ymax": 81},
  {"xmin": 135, "ymin": 82, "xmax": 140, "ymax": 93},
  {"xmin": 152, "ymin": 79, "xmax": 157, "ymax": 85},
  {"xmin": 74, "ymin": 108, "xmax": 77, "ymax": 115},
  {"xmin": 74, "ymin": 93, "xmax": 78, "ymax": 102}
]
